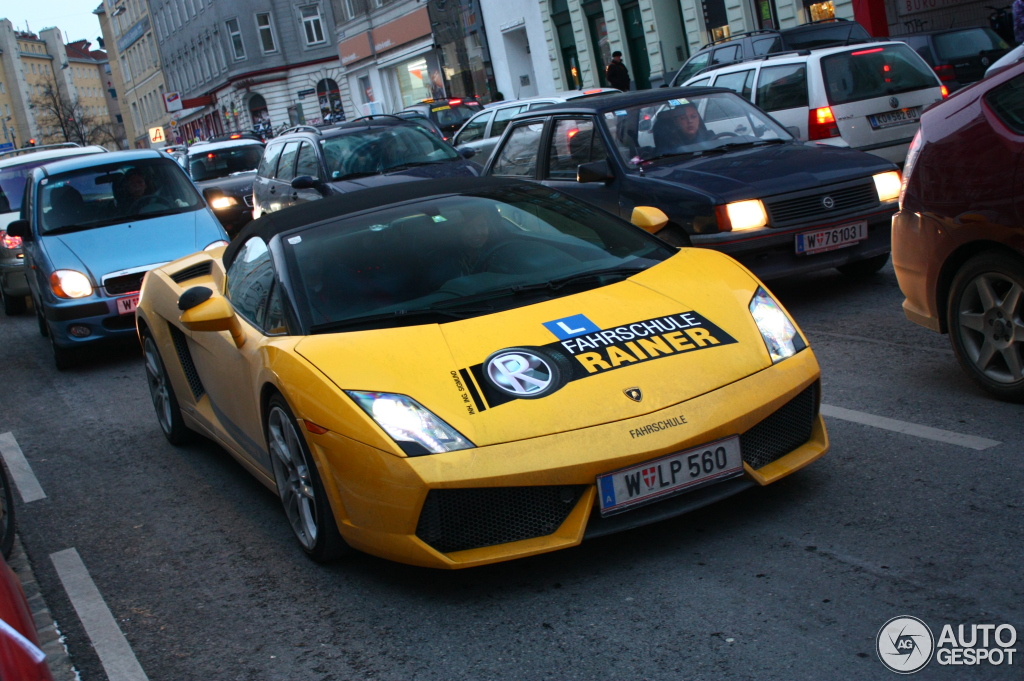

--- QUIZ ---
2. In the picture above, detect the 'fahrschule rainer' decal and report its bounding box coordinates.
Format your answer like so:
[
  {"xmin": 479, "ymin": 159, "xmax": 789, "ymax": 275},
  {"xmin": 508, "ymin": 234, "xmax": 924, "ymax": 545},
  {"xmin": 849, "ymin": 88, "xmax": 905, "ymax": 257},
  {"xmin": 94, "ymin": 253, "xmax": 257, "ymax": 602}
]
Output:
[{"xmin": 466, "ymin": 312, "xmax": 737, "ymax": 409}]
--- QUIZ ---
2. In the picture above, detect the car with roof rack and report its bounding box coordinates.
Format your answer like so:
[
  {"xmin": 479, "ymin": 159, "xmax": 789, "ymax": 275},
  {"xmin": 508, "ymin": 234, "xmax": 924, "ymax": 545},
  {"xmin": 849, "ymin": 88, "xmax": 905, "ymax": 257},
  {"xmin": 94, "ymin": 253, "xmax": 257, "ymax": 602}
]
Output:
[
  {"xmin": 252, "ymin": 115, "xmax": 479, "ymax": 219},
  {"xmin": 180, "ymin": 137, "xmax": 266, "ymax": 236},
  {"xmin": 678, "ymin": 41, "xmax": 945, "ymax": 164},
  {"xmin": 668, "ymin": 18, "xmax": 873, "ymax": 87}
]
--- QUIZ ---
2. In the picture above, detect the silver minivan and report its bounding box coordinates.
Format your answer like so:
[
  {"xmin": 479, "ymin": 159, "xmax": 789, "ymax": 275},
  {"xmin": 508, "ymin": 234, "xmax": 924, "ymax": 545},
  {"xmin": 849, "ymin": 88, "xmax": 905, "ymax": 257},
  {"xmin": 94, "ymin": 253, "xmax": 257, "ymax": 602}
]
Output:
[{"xmin": 683, "ymin": 42, "xmax": 945, "ymax": 165}]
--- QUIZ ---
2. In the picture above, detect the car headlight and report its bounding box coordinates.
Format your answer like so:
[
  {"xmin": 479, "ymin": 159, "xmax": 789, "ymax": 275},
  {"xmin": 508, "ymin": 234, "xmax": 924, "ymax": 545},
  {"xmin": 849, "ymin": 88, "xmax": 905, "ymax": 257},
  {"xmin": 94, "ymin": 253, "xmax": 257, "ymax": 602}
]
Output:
[
  {"xmin": 716, "ymin": 199, "xmax": 768, "ymax": 231},
  {"xmin": 204, "ymin": 240, "xmax": 229, "ymax": 251},
  {"xmin": 873, "ymin": 170, "xmax": 901, "ymax": 203},
  {"xmin": 749, "ymin": 288, "xmax": 805, "ymax": 363},
  {"xmin": 50, "ymin": 269, "xmax": 93, "ymax": 299},
  {"xmin": 346, "ymin": 391, "xmax": 474, "ymax": 456},
  {"xmin": 209, "ymin": 196, "xmax": 238, "ymax": 210}
]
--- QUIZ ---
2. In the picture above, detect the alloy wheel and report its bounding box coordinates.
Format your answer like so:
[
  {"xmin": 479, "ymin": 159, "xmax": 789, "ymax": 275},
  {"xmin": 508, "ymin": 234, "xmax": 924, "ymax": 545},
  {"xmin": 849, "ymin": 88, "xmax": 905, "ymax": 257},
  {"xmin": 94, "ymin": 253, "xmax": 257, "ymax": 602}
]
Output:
[
  {"xmin": 144, "ymin": 337, "xmax": 173, "ymax": 435},
  {"xmin": 956, "ymin": 272, "xmax": 1023, "ymax": 384},
  {"xmin": 267, "ymin": 406, "xmax": 319, "ymax": 550}
]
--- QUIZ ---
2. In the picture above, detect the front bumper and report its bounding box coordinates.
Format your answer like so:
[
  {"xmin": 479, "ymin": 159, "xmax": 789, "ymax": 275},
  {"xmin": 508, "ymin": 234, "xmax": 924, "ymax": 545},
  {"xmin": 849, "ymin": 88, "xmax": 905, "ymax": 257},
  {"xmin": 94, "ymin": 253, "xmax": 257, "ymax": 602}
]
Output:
[
  {"xmin": 692, "ymin": 208, "xmax": 895, "ymax": 281},
  {"xmin": 43, "ymin": 295, "xmax": 140, "ymax": 347},
  {"xmin": 891, "ymin": 209, "xmax": 946, "ymax": 332},
  {"xmin": 0, "ymin": 257, "xmax": 29, "ymax": 297},
  {"xmin": 306, "ymin": 347, "xmax": 826, "ymax": 569}
]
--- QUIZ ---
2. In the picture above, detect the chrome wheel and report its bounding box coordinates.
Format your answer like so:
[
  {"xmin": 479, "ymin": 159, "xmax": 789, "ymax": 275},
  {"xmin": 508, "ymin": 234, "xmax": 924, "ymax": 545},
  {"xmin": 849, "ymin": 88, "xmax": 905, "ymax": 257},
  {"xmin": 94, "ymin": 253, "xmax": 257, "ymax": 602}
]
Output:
[
  {"xmin": 956, "ymin": 272, "xmax": 1024, "ymax": 384},
  {"xmin": 268, "ymin": 406, "xmax": 318, "ymax": 550},
  {"xmin": 144, "ymin": 337, "xmax": 173, "ymax": 435}
]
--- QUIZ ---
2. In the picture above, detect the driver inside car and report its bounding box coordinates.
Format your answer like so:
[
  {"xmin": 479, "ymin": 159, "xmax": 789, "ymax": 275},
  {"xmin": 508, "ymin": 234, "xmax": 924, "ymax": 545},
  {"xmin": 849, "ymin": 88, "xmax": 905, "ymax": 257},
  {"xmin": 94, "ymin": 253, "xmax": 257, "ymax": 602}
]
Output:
[
  {"xmin": 118, "ymin": 167, "xmax": 159, "ymax": 213},
  {"xmin": 653, "ymin": 102, "xmax": 713, "ymax": 152}
]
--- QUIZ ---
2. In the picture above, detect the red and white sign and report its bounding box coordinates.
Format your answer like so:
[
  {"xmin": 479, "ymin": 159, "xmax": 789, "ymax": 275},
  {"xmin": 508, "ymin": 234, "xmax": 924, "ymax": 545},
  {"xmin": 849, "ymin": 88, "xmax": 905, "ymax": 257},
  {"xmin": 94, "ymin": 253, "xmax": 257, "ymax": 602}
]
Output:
[
  {"xmin": 163, "ymin": 91, "xmax": 183, "ymax": 112},
  {"xmin": 117, "ymin": 295, "xmax": 140, "ymax": 315}
]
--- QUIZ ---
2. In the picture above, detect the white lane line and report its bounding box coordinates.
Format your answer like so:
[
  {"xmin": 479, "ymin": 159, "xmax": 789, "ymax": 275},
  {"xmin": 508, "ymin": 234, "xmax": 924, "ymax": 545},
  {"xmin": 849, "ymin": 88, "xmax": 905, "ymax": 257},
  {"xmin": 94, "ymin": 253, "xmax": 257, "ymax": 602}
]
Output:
[
  {"xmin": 820, "ymin": 405, "xmax": 1001, "ymax": 451},
  {"xmin": 50, "ymin": 548, "xmax": 149, "ymax": 681},
  {"xmin": 0, "ymin": 432, "xmax": 46, "ymax": 502}
]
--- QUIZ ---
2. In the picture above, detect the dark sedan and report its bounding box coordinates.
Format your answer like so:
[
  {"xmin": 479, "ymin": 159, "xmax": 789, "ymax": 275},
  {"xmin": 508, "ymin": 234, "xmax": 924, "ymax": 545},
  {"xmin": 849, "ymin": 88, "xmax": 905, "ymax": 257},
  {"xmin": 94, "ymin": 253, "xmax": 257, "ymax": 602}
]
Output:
[
  {"xmin": 895, "ymin": 27, "xmax": 1011, "ymax": 93},
  {"xmin": 482, "ymin": 88, "xmax": 902, "ymax": 281},
  {"xmin": 182, "ymin": 139, "xmax": 265, "ymax": 236}
]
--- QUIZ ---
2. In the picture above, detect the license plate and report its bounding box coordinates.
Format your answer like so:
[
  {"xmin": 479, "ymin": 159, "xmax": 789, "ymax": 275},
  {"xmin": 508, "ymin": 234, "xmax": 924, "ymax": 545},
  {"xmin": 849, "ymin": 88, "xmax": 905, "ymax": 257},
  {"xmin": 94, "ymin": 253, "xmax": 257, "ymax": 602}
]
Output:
[
  {"xmin": 795, "ymin": 221, "xmax": 867, "ymax": 255},
  {"xmin": 116, "ymin": 295, "xmax": 140, "ymax": 315},
  {"xmin": 596, "ymin": 436, "xmax": 743, "ymax": 516},
  {"xmin": 868, "ymin": 107, "xmax": 921, "ymax": 129}
]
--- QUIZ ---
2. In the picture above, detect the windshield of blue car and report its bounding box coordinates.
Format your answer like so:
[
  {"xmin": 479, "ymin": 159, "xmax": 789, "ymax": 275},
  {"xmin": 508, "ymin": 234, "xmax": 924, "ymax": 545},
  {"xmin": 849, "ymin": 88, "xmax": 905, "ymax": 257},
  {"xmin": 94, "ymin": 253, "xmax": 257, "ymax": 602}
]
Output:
[
  {"xmin": 603, "ymin": 91, "xmax": 792, "ymax": 167},
  {"xmin": 187, "ymin": 144, "xmax": 264, "ymax": 181},
  {"xmin": 37, "ymin": 158, "xmax": 203, "ymax": 234},
  {"xmin": 319, "ymin": 126, "xmax": 460, "ymax": 180},
  {"xmin": 281, "ymin": 185, "xmax": 674, "ymax": 332}
]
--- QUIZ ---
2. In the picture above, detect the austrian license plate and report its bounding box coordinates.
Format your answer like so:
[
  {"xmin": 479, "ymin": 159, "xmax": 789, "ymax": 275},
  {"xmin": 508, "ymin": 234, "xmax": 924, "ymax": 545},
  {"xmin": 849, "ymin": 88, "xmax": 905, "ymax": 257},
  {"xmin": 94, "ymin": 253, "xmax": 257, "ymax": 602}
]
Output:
[
  {"xmin": 597, "ymin": 436, "xmax": 743, "ymax": 517},
  {"xmin": 116, "ymin": 295, "xmax": 140, "ymax": 315},
  {"xmin": 795, "ymin": 221, "xmax": 867, "ymax": 255},
  {"xmin": 868, "ymin": 107, "xmax": 921, "ymax": 129}
]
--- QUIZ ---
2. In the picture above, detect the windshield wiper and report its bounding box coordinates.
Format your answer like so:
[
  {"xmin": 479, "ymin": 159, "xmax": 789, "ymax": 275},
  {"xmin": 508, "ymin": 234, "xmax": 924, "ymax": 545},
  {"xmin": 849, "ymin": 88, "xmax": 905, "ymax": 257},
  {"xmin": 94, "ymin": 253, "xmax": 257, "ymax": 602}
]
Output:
[
  {"xmin": 698, "ymin": 139, "xmax": 788, "ymax": 155},
  {"xmin": 639, "ymin": 151, "xmax": 697, "ymax": 164},
  {"xmin": 382, "ymin": 160, "xmax": 448, "ymax": 173},
  {"xmin": 309, "ymin": 306, "xmax": 494, "ymax": 334}
]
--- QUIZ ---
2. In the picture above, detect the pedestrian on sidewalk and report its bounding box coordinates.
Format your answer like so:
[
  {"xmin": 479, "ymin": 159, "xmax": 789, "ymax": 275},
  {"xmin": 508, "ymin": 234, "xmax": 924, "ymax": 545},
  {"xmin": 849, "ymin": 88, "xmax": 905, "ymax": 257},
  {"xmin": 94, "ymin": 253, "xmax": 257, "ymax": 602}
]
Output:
[{"xmin": 606, "ymin": 51, "xmax": 630, "ymax": 91}]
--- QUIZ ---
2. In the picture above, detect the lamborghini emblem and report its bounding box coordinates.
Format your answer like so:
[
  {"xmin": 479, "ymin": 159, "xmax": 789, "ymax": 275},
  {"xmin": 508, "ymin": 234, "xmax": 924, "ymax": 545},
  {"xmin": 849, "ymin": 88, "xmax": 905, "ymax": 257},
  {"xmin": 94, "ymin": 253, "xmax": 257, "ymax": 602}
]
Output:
[{"xmin": 624, "ymin": 387, "xmax": 643, "ymax": 402}]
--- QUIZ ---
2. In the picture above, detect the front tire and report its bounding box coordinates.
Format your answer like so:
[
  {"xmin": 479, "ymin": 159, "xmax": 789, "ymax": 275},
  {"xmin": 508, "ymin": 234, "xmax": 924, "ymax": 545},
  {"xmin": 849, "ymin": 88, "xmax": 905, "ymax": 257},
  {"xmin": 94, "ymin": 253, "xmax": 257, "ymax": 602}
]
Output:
[
  {"xmin": 947, "ymin": 253, "xmax": 1024, "ymax": 402},
  {"xmin": 836, "ymin": 253, "xmax": 889, "ymax": 277},
  {"xmin": 142, "ymin": 331, "xmax": 192, "ymax": 445},
  {"xmin": 48, "ymin": 326, "xmax": 77, "ymax": 371},
  {"xmin": 265, "ymin": 394, "xmax": 349, "ymax": 562}
]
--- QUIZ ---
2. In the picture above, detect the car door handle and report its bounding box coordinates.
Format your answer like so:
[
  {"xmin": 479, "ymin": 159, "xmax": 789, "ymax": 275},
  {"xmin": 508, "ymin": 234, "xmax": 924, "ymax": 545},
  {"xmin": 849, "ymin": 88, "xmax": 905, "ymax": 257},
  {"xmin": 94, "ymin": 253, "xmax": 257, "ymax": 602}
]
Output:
[{"xmin": 269, "ymin": 186, "xmax": 276, "ymax": 194}]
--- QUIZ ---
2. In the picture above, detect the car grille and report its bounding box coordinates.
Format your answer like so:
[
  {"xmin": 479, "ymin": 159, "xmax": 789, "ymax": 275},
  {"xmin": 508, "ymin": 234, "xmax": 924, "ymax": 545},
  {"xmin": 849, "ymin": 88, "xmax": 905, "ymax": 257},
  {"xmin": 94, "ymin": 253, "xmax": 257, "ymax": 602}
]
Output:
[
  {"xmin": 764, "ymin": 183, "xmax": 878, "ymax": 226},
  {"xmin": 104, "ymin": 272, "xmax": 146, "ymax": 295},
  {"xmin": 243, "ymin": 195, "xmax": 254, "ymax": 207},
  {"xmin": 740, "ymin": 382, "xmax": 819, "ymax": 470},
  {"xmin": 416, "ymin": 485, "xmax": 586, "ymax": 554},
  {"xmin": 170, "ymin": 261, "xmax": 212, "ymax": 284},
  {"xmin": 168, "ymin": 322, "xmax": 205, "ymax": 400}
]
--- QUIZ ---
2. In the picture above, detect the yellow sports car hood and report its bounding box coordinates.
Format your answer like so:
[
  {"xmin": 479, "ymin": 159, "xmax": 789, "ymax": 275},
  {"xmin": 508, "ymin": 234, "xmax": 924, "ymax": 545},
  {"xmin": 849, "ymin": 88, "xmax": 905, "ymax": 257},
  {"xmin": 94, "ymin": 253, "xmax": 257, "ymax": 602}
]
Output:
[{"xmin": 295, "ymin": 250, "xmax": 778, "ymax": 447}]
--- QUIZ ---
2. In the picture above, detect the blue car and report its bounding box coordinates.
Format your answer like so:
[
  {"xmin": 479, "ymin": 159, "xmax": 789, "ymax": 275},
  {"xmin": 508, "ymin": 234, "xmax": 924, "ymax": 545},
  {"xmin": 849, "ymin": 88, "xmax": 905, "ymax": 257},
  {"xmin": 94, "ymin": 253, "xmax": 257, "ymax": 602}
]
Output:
[{"xmin": 6, "ymin": 150, "xmax": 229, "ymax": 369}]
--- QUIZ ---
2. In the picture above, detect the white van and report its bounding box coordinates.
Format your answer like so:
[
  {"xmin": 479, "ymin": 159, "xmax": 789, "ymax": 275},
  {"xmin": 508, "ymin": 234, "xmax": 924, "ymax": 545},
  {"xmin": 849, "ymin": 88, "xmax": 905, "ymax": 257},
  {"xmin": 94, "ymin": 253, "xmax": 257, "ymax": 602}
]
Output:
[{"xmin": 681, "ymin": 42, "xmax": 945, "ymax": 165}]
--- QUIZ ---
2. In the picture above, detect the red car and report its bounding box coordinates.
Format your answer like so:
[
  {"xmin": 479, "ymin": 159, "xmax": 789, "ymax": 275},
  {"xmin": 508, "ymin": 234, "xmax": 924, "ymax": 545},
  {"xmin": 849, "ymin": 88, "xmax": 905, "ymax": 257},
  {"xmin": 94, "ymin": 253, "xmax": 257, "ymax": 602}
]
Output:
[{"xmin": 892, "ymin": 60, "xmax": 1024, "ymax": 401}]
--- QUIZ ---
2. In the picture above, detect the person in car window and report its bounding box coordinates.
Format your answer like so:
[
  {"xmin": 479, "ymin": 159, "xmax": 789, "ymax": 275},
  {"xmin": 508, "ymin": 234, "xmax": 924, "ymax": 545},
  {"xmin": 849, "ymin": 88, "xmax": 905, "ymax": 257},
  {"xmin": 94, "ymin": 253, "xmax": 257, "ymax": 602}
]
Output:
[
  {"xmin": 117, "ymin": 167, "xmax": 158, "ymax": 213},
  {"xmin": 653, "ymin": 102, "xmax": 713, "ymax": 152}
]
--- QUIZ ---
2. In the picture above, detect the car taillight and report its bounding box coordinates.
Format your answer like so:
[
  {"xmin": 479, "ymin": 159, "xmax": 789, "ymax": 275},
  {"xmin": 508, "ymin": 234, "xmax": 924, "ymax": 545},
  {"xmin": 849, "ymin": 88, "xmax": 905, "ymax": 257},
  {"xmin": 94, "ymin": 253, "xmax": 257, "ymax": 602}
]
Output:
[
  {"xmin": 933, "ymin": 64, "xmax": 955, "ymax": 82},
  {"xmin": 448, "ymin": 98, "xmax": 462, "ymax": 105},
  {"xmin": 941, "ymin": 84, "xmax": 949, "ymax": 98},
  {"xmin": 0, "ymin": 231, "xmax": 22, "ymax": 249},
  {"xmin": 808, "ymin": 107, "xmax": 840, "ymax": 140}
]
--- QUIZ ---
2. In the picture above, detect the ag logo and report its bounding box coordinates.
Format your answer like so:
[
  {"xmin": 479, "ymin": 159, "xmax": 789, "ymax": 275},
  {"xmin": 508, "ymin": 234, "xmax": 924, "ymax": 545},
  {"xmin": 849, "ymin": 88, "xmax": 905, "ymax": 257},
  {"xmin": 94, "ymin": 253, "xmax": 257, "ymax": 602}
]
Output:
[
  {"xmin": 822, "ymin": 196, "xmax": 835, "ymax": 209},
  {"xmin": 877, "ymin": 616, "xmax": 934, "ymax": 674},
  {"xmin": 484, "ymin": 347, "xmax": 569, "ymax": 399},
  {"xmin": 624, "ymin": 387, "xmax": 643, "ymax": 402},
  {"xmin": 889, "ymin": 96, "xmax": 900, "ymax": 109}
]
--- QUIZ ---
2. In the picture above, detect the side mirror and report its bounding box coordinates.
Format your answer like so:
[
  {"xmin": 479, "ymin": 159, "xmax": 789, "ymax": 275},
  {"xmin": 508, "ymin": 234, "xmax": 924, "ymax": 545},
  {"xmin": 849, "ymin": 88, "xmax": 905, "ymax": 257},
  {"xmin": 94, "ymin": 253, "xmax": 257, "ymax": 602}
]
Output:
[
  {"xmin": 4, "ymin": 219, "xmax": 30, "ymax": 241},
  {"xmin": 577, "ymin": 159, "xmax": 614, "ymax": 184},
  {"xmin": 178, "ymin": 288, "xmax": 245, "ymax": 348},
  {"xmin": 785, "ymin": 126, "xmax": 801, "ymax": 139},
  {"xmin": 456, "ymin": 145, "xmax": 477, "ymax": 159},
  {"xmin": 291, "ymin": 175, "xmax": 319, "ymax": 190},
  {"xmin": 631, "ymin": 206, "xmax": 669, "ymax": 234}
]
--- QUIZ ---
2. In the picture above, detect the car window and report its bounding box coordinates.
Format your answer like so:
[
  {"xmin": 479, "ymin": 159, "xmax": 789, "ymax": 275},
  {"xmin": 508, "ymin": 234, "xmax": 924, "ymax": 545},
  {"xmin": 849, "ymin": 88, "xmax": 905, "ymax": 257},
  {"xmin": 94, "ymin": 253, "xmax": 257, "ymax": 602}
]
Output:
[
  {"xmin": 756, "ymin": 64, "xmax": 809, "ymax": 112},
  {"xmin": 491, "ymin": 122, "xmax": 544, "ymax": 177},
  {"xmin": 821, "ymin": 44, "xmax": 939, "ymax": 106},
  {"xmin": 295, "ymin": 142, "xmax": 320, "ymax": 179},
  {"xmin": 263, "ymin": 282, "xmax": 287, "ymax": 334},
  {"xmin": 491, "ymin": 105, "xmax": 527, "ymax": 138},
  {"xmin": 275, "ymin": 142, "xmax": 300, "ymax": 182},
  {"xmin": 934, "ymin": 28, "xmax": 1009, "ymax": 61},
  {"xmin": 712, "ymin": 45, "xmax": 741, "ymax": 65},
  {"xmin": 688, "ymin": 77, "xmax": 712, "ymax": 87},
  {"xmin": 319, "ymin": 126, "xmax": 460, "ymax": 180},
  {"xmin": 782, "ymin": 23, "xmax": 870, "ymax": 50},
  {"xmin": 0, "ymin": 152, "xmax": 102, "ymax": 214},
  {"xmin": 713, "ymin": 69, "xmax": 756, "ymax": 100},
  {"xmin": 675, "ymin": 53, "xmax": 710, "ymax": 85},
  {"xmin": 752, "ymin": 37, "xmax": 782, "ymax": 56},
  {"xmin": 913, "ymin": 44, "xmax": 936, "ymax": 66},
  {"xmin": 455, "ymin": 111, "xmax": 494, "ymax": 145},
  {"xmin": 258, "ymin": 143, "xmax": 284, "ymax": 178},
  {"xmin": 227, "ymin": 237, "xmax": 275, "ymax": 328},
  {"xmin": 547, "ymin": 118, "xmax": 607, "ymax": 179},
  {"xmin": 529, "ymin": 101, "xmax": 557, "ymax": 110},
  {"xmin": 985, "ymin": 72, "xmax": 1024, "ymax": 134},
  {"xmin": 188, "ymin": 144, "xmax": 263, "ymax": 182}
]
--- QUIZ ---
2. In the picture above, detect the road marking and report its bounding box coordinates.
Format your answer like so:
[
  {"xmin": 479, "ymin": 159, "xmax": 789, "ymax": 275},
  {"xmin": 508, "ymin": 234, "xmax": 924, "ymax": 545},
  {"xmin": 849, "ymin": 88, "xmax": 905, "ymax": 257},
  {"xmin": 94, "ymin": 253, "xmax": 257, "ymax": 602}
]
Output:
[
  {"xmin": 50, "ymin": 548, "xmax": 149, "ymax": 681},
  {"xmin": 0, "ymin": 432, "xmax": 46, "ymax": 502},
  {"xmin": 820, "ymin": 405, "xmax": 1001, "ymax": 450}
]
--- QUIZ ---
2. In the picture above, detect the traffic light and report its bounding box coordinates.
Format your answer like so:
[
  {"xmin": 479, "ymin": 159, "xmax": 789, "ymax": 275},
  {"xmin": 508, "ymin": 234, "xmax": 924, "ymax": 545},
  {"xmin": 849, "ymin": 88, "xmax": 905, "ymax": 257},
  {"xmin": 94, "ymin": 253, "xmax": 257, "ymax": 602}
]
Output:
[{"xmin": 26, "ymin": 139, "xmax": 35, "ymax": 147}]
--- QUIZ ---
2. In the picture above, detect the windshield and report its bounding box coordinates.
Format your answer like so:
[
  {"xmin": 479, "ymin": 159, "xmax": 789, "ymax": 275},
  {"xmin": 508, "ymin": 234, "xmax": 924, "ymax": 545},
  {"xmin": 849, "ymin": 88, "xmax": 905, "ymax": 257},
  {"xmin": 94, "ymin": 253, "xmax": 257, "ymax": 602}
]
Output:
[
  {"xmin": 0, "ymin": 152, "xmax": 100, "ymax": 214},
  {"xmin": 281, "ymin": 185, "xmax": 674, "ymax": 332},
  {"xmin": 821, "ymin": 44, "xmax": 938, "ymax": 105},
  {"xmin": 602, "ymin": 91, "xmax": 792, "ymax": 167},
  {"xmin": 38, "ymin": 158, "xmax": 203, "ymax": 235},
  {"xmin": 187, "ymin": 144, "xmax": 264, "ymax": 181},
  {"xmin": 934, "ymin": 28, "xmax": 1009, "ymax": 61},
  {"xmin": 319, "ymin": 126, "xmax": 461, "ymax": 180},
  {"xmin": 782, "ymin": 23, "xmax": 870, "ymax": 50},
  {"xmin": 430, "ymin": 103, "xmax": 482, "ymax": 130}
]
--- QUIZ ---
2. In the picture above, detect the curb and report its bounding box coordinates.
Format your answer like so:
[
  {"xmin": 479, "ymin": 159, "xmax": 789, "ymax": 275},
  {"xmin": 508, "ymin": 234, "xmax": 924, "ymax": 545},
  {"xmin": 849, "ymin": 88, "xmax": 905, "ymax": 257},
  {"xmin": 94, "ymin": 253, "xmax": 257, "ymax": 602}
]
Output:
[{"xmin": 8, "ymin": 537, "xmax": 79, "ymax": 681}]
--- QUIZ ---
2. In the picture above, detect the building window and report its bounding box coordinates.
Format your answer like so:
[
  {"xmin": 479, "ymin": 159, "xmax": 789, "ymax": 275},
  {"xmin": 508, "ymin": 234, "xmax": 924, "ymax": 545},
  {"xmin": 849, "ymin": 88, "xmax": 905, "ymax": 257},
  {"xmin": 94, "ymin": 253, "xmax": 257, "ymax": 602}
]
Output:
[
  {"xmin": 300, "ymin": 6, "xmax": 325, "ymax": 45},
  {"xmin": 121, "ymin": 55, "xmax": 132, "ymax": 81},
  {"xmin": 344, "ymin": 0, "xmax": 356, "ymax": 19},
  {"xmin": 226, "ymin": 18, "xmax": 246, "ymax": 59},
  {"xmin": 256, "ymin": 13, "xmax": 277, "ymax": 53}
]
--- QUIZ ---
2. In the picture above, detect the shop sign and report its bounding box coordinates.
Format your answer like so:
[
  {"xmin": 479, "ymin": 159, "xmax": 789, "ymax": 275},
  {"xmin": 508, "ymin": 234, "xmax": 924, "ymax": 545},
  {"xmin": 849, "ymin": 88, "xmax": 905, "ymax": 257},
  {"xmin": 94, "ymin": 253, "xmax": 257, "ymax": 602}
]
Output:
[
  {"xmin": 339, "ymin": 31, "xmax": 373, "ymax": 65},
  {"xmin": 371, "ymin": 7, "xmax": 431, "ymax": 53},
  {"xmin": 117, "ymin": 16, "xmax": 150, "ymax": 53},
  {"xmin": 896, "ymin": 0, "xmax": 969, "ymax": 15}
]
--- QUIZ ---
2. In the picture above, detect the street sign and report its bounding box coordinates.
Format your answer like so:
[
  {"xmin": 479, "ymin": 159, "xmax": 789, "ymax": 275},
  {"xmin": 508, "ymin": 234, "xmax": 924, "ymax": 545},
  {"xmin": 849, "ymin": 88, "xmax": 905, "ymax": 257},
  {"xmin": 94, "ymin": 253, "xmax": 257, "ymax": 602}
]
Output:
[
  {"xmin": 297, "ymin": 88, "xmax": 316, "ymax": 99},
  {"xmin": 164, "ymin": 91, "xmax": 183, "ymax": 112},
  {"xmin": 149, "ymin": 126, "xmax": 166, "ymax": 144},
  {"xmin": 169, "ymin": 120, "xmax": 178, "ymax": 128},
  {"xmin": 0, "ymin": 143, "xmax": 12, "ymax": 153}
]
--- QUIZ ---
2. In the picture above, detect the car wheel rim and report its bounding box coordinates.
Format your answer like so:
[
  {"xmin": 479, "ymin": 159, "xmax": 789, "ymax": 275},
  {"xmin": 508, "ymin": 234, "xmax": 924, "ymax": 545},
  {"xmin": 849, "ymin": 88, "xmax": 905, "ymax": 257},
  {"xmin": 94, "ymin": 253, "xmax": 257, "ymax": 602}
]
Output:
[
  {"xmin": 143, "ymin": 338, "xmax": 173, "ymax": 434},
  {"xmin": 957, "ymin": 272, "xmax": 1024, "ymax": 384},
  {"xmin": 267, "ymin": 407, "xmax": 318, "ymax": 550}
]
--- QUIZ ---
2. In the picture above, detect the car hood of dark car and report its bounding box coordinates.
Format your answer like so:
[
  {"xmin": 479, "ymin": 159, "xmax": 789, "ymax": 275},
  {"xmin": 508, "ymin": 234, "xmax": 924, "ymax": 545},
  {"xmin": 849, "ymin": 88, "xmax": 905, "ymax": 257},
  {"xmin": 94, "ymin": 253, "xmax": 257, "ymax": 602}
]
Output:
[
  {"xmin": 327, "ymin": 160, "xmax": 478, "ymax": 193},
  {"xmin": 640, "ymin": 142, "xmax": 894, "ymax": 203},
  {"xmin": 195, "ymin": 172, "xmax": 255, "ymax": 196}
]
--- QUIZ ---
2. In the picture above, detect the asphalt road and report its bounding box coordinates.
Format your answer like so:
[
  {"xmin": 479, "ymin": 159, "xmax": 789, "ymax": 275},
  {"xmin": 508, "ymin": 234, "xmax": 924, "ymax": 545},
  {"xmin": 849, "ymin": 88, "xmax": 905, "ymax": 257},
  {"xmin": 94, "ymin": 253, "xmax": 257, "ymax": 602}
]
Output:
[{"xmin": 0, "ymin": 261, "xmax": 1020, "ymax": 681}]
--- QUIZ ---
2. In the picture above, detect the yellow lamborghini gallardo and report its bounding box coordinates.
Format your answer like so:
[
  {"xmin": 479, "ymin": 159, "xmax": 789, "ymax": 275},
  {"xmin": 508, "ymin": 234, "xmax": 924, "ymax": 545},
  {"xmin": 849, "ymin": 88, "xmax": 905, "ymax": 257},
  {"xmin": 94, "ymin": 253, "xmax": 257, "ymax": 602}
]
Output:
[{"xmin": 136, "ymin": 177, "xmax": 827, "ymax": 568}]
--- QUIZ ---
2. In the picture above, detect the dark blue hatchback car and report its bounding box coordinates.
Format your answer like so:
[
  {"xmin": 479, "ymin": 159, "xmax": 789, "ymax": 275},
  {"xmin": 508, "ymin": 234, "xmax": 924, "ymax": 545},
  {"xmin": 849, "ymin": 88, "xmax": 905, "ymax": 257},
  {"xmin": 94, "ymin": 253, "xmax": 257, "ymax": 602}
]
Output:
[{"xmin": 482, "ymin": 88, "xmax": 902, "ymax": 281}]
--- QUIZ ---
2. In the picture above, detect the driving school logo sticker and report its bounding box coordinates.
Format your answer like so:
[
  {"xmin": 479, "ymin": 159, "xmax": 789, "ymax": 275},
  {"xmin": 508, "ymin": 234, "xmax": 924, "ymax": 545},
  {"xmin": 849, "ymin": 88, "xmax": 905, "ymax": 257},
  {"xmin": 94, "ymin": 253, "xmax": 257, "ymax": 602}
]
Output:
[
  {"xmin": 877, "ymin": 616, "xmax": 934, "ymax": 674},
  {"xmin": 485, "ymin": 348, "xmax": 559, "ymax": 399}
]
